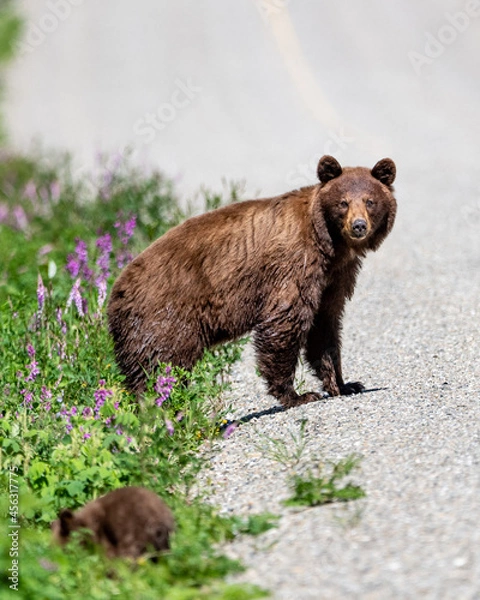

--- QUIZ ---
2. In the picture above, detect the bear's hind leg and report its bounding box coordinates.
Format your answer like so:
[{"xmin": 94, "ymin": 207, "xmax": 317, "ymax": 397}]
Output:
[{"xmin": 254, "ymin": 327, "xmax": 324, "ymax": 409}]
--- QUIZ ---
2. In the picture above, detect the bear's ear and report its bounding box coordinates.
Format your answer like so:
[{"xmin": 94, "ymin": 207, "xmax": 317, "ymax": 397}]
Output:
[
  {"xmin": 371, "ymin": 158, "xmax": 396, "ymax": 186},
  {"xmin": 317, "ymin": 155, "xmax": 342, "ymax": 183},
  {"xmin": 58, "ymin": 509, "xmax": 75, "ymax": 537}
]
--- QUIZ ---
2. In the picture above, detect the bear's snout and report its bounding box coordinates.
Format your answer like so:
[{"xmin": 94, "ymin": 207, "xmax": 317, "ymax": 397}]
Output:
[{"xmin": 351, "ymin": 218, "xmax": 368, "ymax": 238}]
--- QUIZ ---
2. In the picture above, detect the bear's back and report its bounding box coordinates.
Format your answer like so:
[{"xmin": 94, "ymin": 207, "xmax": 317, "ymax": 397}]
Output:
[
  {"xmin": 77, "ymin": 487, "xmax": 174, "ymax": 557},
  {"xmin": 106, "ymin": 186, "xmax": 321, "ymax": 391}
]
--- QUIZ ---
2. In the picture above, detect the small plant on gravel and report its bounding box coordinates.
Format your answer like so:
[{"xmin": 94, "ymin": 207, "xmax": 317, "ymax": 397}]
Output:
[
  {"xmin": 254, "ymin": 418, "xmax": 309, "ymax": 470},
  {"xmin": 284, "ymin": 454, "xmax": 366, "ymax": 507}
]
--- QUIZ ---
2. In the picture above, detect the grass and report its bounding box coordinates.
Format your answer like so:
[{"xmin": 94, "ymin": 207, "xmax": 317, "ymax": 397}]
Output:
[
  {"xmin": 284, "ymin": 454, "xmax": 366, "ymax": 508},
  {"xmin": 254, "ymin": 419, "xmax": 309, "ymax": 470},
  {"xmin": 255, "ymin": 420, "xmax": 366, "ymax": 508},
  {"xmin": 0, "ymin": 151, "xmax": 271, "ymax": 599}
]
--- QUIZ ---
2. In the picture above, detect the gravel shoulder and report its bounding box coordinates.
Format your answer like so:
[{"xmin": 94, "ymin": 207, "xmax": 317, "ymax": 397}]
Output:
[{"xmin": 197, "ymin": 172, "xmax": 480, "ymax": 599}]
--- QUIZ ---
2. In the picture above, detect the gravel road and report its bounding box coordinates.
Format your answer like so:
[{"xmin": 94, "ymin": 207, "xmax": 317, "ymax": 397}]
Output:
[{"xmin": 198, "ymin": 168, "xmax": 480, "ymax": 599}]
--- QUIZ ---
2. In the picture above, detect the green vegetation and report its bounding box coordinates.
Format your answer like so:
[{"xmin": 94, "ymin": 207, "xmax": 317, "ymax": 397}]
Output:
[
  {"xmin": 284, "ymin": 454, "xmax": 366, "ymax": 508},
  {"xmin": 256, "ymin": 420, "xmax": 366, "ymax": 509},
  {"xmin": 255, "ymin": 419, "xmax": 309, "ymax": 470},
  {"xmin": 0, "ymin": 153, "xmax": 271, "ymax": 598}
]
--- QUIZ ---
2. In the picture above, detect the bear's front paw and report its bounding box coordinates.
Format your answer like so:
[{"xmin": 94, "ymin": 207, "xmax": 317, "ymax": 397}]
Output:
[{"xmin": 339, "ymin": 381, "xmax": 365, "ymax": 395}]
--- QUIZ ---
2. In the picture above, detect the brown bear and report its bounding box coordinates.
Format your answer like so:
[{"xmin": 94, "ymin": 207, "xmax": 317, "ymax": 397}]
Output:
[
  {"xmin": 107, "ymin": 155, "xmax": 397, "ymax": 408},
  {"xmin": 51, "ymin": 486, "xmax": 175, "ymax": 559}
]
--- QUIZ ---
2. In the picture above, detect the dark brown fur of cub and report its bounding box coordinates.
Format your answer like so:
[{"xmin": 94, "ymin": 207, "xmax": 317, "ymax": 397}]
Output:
[
  {"xmin": 51, "ymin": 487, "xmax": 175, "ymax": 559},
  {"xmin": 107, "ymin": 156, "xmax": 397, "ymax": 408}
]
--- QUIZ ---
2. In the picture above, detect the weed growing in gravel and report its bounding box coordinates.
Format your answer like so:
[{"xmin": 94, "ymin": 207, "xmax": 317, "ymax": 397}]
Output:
[
  {"xmin": 254, "ymin": 419, "xmax": 309, "ymax": 470},
  {"xmin": 255, "ymin": 420, "xmax": 365, "ymax": 509},
  {"xmin": 0, "ymin": 153, "xmax": 272, "ymax": 599},
  {"xmin": 284, "ymin": 454, "xmax": 366, "ymax": 507}
]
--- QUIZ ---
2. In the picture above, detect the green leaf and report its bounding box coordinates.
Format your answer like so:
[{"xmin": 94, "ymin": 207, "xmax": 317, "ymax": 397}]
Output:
[{"xmin": 66, "ymin": 480, "xmax": 85, "ymax": 498}]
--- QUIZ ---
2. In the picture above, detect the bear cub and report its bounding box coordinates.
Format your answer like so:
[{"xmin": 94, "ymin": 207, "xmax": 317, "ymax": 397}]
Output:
[
  {"xmin": 52, "ymin": 486, "xmax": 175, "ymax": 559},
  {"xmin": 107, "ymin": 155, "xmax": 397, "ymax": 408}
]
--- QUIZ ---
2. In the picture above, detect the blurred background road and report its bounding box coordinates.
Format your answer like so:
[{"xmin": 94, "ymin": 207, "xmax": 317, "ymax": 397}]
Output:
[
  {"xmin": 5, "ymin": 2, "xmax": 480, "ymax": 598},
  {"xmin": 5, "ymin": 0, "xmax": 480, "ymax": 200}
]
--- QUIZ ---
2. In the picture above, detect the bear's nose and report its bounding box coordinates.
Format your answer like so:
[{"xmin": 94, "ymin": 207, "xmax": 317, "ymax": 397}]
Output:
[{"xmin": 351, "ymin": 219, "xmax": 367, "ymax": 237}]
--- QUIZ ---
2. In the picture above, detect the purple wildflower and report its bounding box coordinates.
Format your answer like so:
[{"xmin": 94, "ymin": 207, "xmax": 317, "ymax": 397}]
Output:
[
  {"xmin": 25, "ymin": 360, "xmax": 40, "ymax": 382},
  {"xmin": 165, "ymin": 419, "xmax": 174, "ymax": 436},
  {"xmin": 223, "ymin": 422, "xmax": 238, "ymax": 439},
  {"xmin": 38, "ymin": 244, "xmax": 54, "ymax": 257},
  {"xmin": 13, "ymin": 206, "xmax": 28, "ymax": 231},
  {"xmin": 66, "ymin": 278, "xmax": 84, "ymax": 317},
  {"xmin": 75, "ymin": 239, "xmax": 88, "ymax": 266},
  {"xmin": 27, "ymin": 344, "xmax": 35, "ymax": 357},
  {"xmin": 94, "ymin": 381, "xmax": 113, "ymax": 418},
  {"xmin": 83, "ymin": 432, "xmax": 91, "ymax": 440},
  {"xmin": 115, "ymin": 249, "xmax": 134, "ymax": 269},
  {"xmin": 24, "ymin": 181, "xmax": 37, "ymax": 201},
  {"xmin": 82, "ymin": 406, "xmax": 93, "ymax": 418},
  {"xmin": 154, "ymin": 369, "xmax": 176, "ymax": 407},
  {"xmin": 65, "ymin": 254, "xmax": 80, "ymax": 278},
  {"xmin": 21, "ymin": 389, "xmax": 34, "ymax": 406},
  {"xmin": 116, "ymin": 428, "xmax": 123, "ymax": 436},
  {"xmin": 114, "ymin": 215, "xmax": 137, "ymax": 267},
  {"xmin": 41, "ymin": 386, "xmax": 52, "ymax": 400},
  {"xmin": 96, "ymin": 278, "xmax": 108, "ymax": 310},
  {"xmin": 96, "ymin": 233, "xmax": 112, "ymax": 280},
  {"xmin": 83, "ymin": 269, "xmax": 94, "ymax": 283},
  {"xmin": 66, "ymin": 239, "xmax": 92, "ymax": 281},
  {"xmin": 96, "ymin": 232, "xmax": 112, "ymax": 256},
  {"xmin": 37, "ymin": 274, "xmax": 46, "ymax": 314},
  {"xmin": 50, "ymin": 181, "xmax": 61, "ymax": 202},
  {"xmin": 56, "ymin": 341, "xmax": 67, "ymax": 360},
  {"xmin": 125, "ymin": 216, "xmax": 136, "ymax": 236}
]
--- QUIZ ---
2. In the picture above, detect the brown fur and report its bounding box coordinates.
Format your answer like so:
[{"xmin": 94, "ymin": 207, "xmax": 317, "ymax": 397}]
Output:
[
  {"xmin": 107, "ymin": 156, "xmax": 397, "ymax": 408},
  {"xmin": 51, "ymin": 487, "xmax": 175, "ymax": 559}
]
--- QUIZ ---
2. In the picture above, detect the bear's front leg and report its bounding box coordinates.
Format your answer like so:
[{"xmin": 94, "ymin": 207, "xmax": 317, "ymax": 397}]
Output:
[
  {"xmin": 254, "ymin": 323, "xmax": 325, "ymax": 409},
  {"xmin": 305, "ymin": 310, "xmax": 364, "ymax": 397}
]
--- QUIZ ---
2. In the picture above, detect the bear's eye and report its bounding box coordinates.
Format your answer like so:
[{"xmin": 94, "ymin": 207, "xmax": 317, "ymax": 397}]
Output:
[
  {"xmin": 339, "ymin": 200, "xmax": 349, "ymax": 209},
  {"xmin": 365, "ymin": 199, "xmax": 374, "ymax": 209}
]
